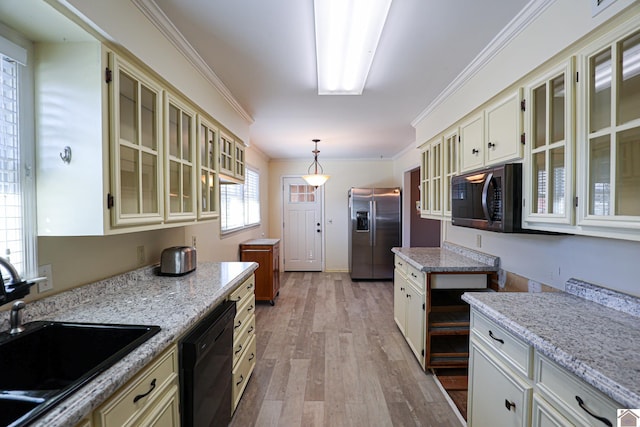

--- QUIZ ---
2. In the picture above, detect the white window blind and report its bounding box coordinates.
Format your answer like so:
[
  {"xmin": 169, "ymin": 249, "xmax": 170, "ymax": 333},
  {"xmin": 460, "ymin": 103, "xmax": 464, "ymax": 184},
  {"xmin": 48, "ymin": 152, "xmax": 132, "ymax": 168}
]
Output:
[
  {"xmin": 220, "ymin": 168, "xmax": 260, "ymax": 233},
  {"xmin": 0, "ymin": 34, "xmax": 36, "ymax": 280}
]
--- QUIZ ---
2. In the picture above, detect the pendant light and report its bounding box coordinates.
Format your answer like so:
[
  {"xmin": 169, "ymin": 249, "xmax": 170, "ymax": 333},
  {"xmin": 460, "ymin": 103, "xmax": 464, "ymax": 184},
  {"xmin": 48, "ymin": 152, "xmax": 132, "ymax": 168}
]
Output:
[{"xmin": 302, "ymin": 139, "xmax": 330, "ymax": 187}]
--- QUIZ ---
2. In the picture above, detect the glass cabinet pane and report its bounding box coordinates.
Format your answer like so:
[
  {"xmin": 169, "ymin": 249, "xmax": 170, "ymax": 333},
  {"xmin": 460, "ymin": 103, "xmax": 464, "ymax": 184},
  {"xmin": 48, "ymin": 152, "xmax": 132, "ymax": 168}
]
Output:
[
  {"xmin": 549, "ymin": 147, "xmax": 565, "ymax": 214},
  {"xmin": 183, "ymin": 165, "xmax": 192, "ymax": 212},
  {"xmin": 590, "ymin": 49, "xmax": 612, "ymax": 133},
  {"xmin": 169, "ymin": 105, "xmax": 179, "ymax": 157},
  {"xmin": 533, "ymin": 151, "xmax": 546, "ymax": 213},
  {"xmin": 140, "ymin": 86, "xmax": 156, "ymax": 149},
  {"xmin": 551, "ymin": 75, "xmax": 565, "ymax": 143},
  {"xmin": 201, "ymin": 172, "xmax": 208, "ymax": 211},
  {"xmin": 619, "ymin": 31, "xmax": 640, "ymax": 125},
  {"xmin": 119, "ymin": 72, "xmax": 137, "ymax": 144},
  {"xmin": 533, "ymin": 84, "xmax": 546, "ymax": 148},
  {"xmin": 208, "ymin": 131, "xmax": 215, "ymax": 169},
  {"xmin": 616, "ymin": 128, "xmax": 640, "ymax": 216},
  {"xmin": 169, "ymin": 160, "xmax": 179, "ymax": 213},
  {"xmin": 120, "ymin": 146, "xmax": 139, "ymax": 215},
  {"xmin": 141, "ymin": 152, "xmax": 157, "ymax": 214},
  {"xmin": 208, "ymin": 172, "xmax": 216, "ymax": 208},
  {"xmin": 200, "ymin": 125, "xmax": 207, "ymax": 168},
  {"xmin": 182, "ymin": 112, "xmax": 191, "ymax": 161},
  {"xmin": 589, "ymin": 135, "xmax": 611, "ymax": 216}
]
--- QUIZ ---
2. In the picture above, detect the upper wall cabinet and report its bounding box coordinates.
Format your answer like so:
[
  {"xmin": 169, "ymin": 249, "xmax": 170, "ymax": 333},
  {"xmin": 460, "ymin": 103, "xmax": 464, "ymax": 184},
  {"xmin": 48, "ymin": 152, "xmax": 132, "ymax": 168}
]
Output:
[
  {"xmin": 460, "ymin": 90, "xmax": 524, "ymax": 173},
  {"xmin": 219, "ymin": 132, "xmax": 246, "ymax": 184},
  {"xmin": 523, "ymin": 59, "xmax": 575, "ymax": 230},
  {"xmin": 164, "ymin": 93, "xmax": 197, "ymax": 222},
  {"xmin": 110, "ymin": 54, "xmax": 165, "ymax": 228},
  {"xmin": 443, "ymin": 128, "xmax": 460, "ymax": 217},
  {"xmin": 197, "ymin": 116, "xmax": 220, "ymax": 219},
  {"xmin": 576, "ymin": 21, "xmax": 640, "ymax": 239}
]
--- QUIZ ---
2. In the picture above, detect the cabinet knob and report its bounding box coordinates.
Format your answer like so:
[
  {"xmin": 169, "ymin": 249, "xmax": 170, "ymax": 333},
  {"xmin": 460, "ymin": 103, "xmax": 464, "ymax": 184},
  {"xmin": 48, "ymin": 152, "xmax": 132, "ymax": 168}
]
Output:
[
  {"xmin": 488, "ymin": 142, "xmax": 496, "ymax": 149},
  {"xmin": 472, "ymin": 148, "xmax": 479, "ymax": 154}
]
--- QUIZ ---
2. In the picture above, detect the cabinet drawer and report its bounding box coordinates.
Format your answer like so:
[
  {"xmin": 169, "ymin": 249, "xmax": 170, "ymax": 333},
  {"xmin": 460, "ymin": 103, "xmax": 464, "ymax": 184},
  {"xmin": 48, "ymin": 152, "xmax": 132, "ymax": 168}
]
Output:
[
  {"xmin": 394, "ymin": 255, "xmax": 408, "ymax": 275},
  {"xmin": 94, "ymin": 345, "xmax": 178, "ymax": 427},
  {"xmin": 233, "ymin": 314, "xmax": 255, "ymax": 366},
  {"xmin": 406, "ymin": 264, "xmax": 425, "ymax": 291},
  {"xmin": 234, "ymin": 296, "xmax": 255, "ymax": 335},
  {"xmin": 229, "ymin": 275, "xmax": 255, "ymax": 305},
  {"xmin": 471, "ymin": 311, "xmax": 532, "ymax": 378},
  {"xmin": 534, "ymin": 353, "xmax": 617, "ymax": 427},
  {"xmin": 232, "ymin": 334, "xmax": 257, "ymax": 412},
  {"xmin": 431, "ymin": 273, "xmax": 487, "ymax": 290}
]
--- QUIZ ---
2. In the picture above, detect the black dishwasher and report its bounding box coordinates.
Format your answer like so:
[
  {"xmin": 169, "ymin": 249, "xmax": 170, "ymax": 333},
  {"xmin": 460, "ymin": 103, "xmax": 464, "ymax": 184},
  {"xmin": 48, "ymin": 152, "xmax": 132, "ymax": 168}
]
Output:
[{"xmin": 180, "ymin": 300, "xmax": 236, "ymax": 427}]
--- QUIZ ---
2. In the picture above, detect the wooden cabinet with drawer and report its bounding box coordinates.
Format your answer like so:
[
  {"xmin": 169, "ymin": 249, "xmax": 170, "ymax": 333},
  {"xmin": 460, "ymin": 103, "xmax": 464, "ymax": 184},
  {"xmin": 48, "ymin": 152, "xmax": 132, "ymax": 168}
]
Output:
[
  {"xmin": 228, "ymin": 274, "xmax": 257, "ymax": 413},
  {"xmin": 240, "ymin": 239, "xmax": 280, "ymax": 305},
  {"xmin": 93, "ymin": 345, "xmax": 180, "ymax": 427}
]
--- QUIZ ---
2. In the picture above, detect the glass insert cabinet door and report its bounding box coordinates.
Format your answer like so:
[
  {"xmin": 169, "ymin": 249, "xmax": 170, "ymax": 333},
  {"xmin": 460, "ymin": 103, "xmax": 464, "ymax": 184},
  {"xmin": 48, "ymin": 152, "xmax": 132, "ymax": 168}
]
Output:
[
  {"xmin": 110, "ymin": 54, "xmax": 164, "ymax": 227},
  {"xmin": 524, "ymin": 59, "xmax": 574, "ymax": 225},
  {"xmin": 583, "ymin": 28, "xmax": 640, "ymax": 223},
  {"xmin": 165, "ymin": 94, "xmax": 197, "ymax": 220},
  {"xmin": 197, "ymin": 116, "xmax": 220, "ymax": 219}
]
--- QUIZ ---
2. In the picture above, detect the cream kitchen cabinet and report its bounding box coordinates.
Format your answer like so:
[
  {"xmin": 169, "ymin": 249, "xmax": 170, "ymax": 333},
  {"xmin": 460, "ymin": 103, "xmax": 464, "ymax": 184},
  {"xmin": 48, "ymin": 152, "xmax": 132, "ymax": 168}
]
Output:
[
  {"xmin": 576, "ymin": 19, "xmax": 640, "ymax": 240},
  {"xmin": 219, "ymin": 132, "xmax": 246, "ymax": 184},
  {"xmin": 393, "ymin": 256, "xmax": 426, "ymax": 368},
  {"xmin": 228, "ymin": 274, "xmax": 257, "ymax": 412},
  {"xmin": 93, "ymin": 345, "xmax": 180, "ymax": 427},
  {"xmin": 523, "ymin": 59, "xmax": 575, "ymax": 231},
  {"xmin": 196, "ymin": 116, "xmax": 220, "ymax": 219},
  {"xmin": 164, "ymin": 93, "xmax": 197, "ymax": 222},
  {"xmin": 443, "ymin": 128, "xmax": 460, "ymax": 217},
  {"xmin": 419, "ymin": 136, "xmax": 443, "ymax": 219},
  {"xmin": 459, "ymin": 90, "xmax": 524, "ymax": 173}
]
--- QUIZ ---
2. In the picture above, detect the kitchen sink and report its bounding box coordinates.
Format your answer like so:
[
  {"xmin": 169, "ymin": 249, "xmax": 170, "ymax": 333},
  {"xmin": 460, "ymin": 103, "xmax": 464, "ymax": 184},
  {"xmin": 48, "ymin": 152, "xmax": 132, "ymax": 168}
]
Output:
[{"xmin": 0, "ymin": 321, "xmax": 160, "ymax": 426}]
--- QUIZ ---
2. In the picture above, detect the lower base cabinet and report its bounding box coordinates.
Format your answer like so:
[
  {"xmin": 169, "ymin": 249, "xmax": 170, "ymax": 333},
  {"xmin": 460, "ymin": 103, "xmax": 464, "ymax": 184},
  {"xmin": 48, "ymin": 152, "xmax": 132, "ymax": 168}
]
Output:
[
  {"xmin": 93, "ymin": 345, "xmax": 180, "ymax": 427},
  {"xmin": 468, "ymin": 309, "xmax": 619, "ymax": 427}
]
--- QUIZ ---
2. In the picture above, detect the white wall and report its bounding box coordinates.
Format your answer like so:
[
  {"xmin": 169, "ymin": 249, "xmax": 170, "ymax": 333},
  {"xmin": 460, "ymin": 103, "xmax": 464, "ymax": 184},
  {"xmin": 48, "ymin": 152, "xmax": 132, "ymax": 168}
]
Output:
[
  {"xmin": 268, "ymin": 159, "xmax": 397, "ymax": 272},
  {"xmin": 413, "ymin": 0, "xmax": 640, "ymax": 296}
]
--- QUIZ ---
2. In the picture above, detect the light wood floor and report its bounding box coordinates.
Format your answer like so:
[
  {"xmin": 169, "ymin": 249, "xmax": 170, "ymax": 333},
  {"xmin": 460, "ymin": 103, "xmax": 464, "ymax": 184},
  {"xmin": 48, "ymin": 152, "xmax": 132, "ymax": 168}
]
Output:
[{"xmin": 230, "ymin": 272, "xmax": 464, "ymax": 427}]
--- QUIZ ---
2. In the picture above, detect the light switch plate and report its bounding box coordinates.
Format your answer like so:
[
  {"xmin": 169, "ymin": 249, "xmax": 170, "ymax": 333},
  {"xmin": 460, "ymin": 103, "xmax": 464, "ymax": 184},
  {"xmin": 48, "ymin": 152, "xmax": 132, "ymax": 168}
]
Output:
[{"xmin": 38, "ymin": 264, "xmax": 53, "ymax": 293}]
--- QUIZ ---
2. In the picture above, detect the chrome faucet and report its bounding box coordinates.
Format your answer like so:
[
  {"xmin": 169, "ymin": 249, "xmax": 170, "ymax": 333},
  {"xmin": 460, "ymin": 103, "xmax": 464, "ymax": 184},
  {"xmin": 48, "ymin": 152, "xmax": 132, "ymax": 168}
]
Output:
[
  {"xmin": 0, "ymin": 256, "xmax": 22, "ymax": 286},
  {"xmin": 0, "ymin": 256, "xmax": 33, "ymax": 305},
  {"xmin": 9, "ymin": 300, "xmax": 25, "ymax": 335}
]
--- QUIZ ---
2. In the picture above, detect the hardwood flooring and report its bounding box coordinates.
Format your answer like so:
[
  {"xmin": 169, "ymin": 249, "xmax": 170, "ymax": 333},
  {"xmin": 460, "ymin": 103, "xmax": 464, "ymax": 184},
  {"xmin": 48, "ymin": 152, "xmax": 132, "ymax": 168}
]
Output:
[{"xmin": 230, "ymin": 272, "xmax": 464, "ymax": 427}]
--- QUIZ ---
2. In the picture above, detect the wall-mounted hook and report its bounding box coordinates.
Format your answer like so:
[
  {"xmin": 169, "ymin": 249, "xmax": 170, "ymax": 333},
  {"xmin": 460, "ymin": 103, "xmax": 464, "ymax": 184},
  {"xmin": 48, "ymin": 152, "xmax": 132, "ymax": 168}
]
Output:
[{"xmin": 60, "ymin": 146, "xmax": 72, "ymax": 164}]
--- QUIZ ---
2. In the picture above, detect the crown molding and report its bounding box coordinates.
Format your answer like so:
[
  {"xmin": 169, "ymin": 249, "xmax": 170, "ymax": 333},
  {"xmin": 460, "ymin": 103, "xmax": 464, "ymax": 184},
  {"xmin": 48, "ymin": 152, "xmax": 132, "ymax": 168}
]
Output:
[
  {"xmin": 131, "ymin": 0, "xmax": 254, "ymax": 124},
  {"xmin": 411, "ymin": 0, "xmax": 557, "ymax": 127}
]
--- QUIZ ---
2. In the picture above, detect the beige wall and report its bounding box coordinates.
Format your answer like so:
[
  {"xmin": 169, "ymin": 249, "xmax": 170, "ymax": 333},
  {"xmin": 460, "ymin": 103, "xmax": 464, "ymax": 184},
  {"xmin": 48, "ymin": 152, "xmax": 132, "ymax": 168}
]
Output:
[{"xmin": 268, "ymin": 159, "xmax": 397, "ymax": 272}]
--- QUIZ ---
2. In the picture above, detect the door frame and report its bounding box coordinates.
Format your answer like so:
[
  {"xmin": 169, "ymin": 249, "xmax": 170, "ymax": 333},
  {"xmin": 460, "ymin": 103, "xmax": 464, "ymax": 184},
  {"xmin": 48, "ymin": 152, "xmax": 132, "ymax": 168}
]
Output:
[{"xmin": 280, "ymin": 175, "xmax": 326, "ymax": 272}]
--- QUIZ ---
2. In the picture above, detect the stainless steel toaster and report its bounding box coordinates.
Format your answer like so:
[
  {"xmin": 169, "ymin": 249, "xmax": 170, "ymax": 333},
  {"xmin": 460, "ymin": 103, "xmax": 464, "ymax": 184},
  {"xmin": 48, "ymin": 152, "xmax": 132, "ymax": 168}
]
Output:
[{"xmin": 160, "ymin": 246, "xmax": 197, "ymax": 276}]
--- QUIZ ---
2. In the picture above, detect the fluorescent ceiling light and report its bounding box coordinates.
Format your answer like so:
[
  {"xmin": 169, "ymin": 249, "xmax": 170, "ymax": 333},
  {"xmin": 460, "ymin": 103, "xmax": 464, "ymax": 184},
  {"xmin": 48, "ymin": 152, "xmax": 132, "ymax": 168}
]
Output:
[{"xmin": 314, "ymin": 0, "xmax": 392, "ymax": 95}]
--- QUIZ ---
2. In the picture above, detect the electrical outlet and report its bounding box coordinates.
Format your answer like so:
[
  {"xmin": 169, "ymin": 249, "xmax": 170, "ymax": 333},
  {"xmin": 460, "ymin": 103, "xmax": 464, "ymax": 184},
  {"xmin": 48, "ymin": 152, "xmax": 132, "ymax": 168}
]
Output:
[
  {"xmin": 191, "ymin": 235, "xmax": 197, "ymax": 248},
  {"xmin": 528, "ymin": 280, "xmax": 542, "ymax": 293},
  {"xmin": 476, "ymin": 234, "xmax": 482, "ymax": 248},
  {"xmin": 38, "ymin": 264, "xmax": 53, "ymax": 293},
  {"xmin": 137, "ymin": 245, "xmax": 145, "ymax": 266}
]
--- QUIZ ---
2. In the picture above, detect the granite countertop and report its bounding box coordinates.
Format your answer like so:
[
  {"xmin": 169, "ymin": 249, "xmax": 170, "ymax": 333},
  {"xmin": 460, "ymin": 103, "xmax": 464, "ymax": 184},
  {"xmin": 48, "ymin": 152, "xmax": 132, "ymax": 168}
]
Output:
[
  {"xmin": 241, "ymin": 238, "xmax": 280, "ymax": 246},
  {"xmin": 0, "ymin": 261, "xmax": 258, "ymax": 427},
  {"xmin": 391, "ymin": 242, "xmax": 499, "ymax": 272},
  {"xmin": 462, "ymin": 279, "xmax": 640, "ymax": 408}
]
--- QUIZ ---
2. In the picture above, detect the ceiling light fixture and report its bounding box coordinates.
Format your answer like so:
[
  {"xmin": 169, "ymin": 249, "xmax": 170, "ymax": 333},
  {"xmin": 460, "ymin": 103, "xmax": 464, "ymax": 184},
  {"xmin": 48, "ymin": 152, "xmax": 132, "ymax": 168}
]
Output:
[
  {"xmin": 314, "ymin": 0, "xmax": 393, "ymax": 95},
  {"xmin": 302, "ymin": 139, "xmax": 330, "ymax": 187}
]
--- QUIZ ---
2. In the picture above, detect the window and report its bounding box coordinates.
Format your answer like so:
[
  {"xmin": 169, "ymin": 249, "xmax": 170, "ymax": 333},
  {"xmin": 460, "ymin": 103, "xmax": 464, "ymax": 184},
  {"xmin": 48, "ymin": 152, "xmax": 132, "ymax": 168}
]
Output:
[
  {"xmin": 0, "ymin": 33, "xmax": 36, "ymax": 280},
  {"xmin": 220, "ymin": 167, "xmax": 260, "ymax": 233}
]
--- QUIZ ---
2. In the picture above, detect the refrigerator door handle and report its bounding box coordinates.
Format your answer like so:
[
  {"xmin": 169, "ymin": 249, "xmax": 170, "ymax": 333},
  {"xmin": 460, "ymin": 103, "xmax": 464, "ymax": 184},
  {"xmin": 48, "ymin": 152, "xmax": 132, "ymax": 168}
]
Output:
[{"xmin": 371, "ymin": 200, "xmax": 376, "ymax": 247}]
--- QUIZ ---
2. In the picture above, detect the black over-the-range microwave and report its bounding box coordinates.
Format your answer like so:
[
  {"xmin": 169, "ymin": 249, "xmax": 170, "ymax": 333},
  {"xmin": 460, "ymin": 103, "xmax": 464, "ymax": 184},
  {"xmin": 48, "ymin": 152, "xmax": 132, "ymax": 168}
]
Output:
[{"xmin": 451, "ymin": 163, "xmax": 525, "ymax": 233}]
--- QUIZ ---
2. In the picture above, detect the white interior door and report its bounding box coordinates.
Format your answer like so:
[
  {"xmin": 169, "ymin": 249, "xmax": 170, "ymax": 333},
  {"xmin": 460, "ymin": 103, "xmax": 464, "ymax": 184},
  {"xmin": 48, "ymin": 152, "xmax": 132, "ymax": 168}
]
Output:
[{"xmin": 283, "ymin": 177, "xmax": 323, "ymax": 271}]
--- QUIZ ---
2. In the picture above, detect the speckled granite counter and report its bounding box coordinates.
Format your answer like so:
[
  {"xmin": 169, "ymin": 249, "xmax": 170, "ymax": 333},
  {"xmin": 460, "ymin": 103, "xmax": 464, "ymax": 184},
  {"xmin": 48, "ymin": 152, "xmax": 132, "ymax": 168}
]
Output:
[
  {"xmin": 0, "ymin": 261, "xmax": 257, "ymax": 427},
  {"xmin": 391, "ymin": 242, "xmax": 499, "ymax": 272},
  {"xmin": 462, "ymin": 279, "xmax": 640, "ymax": 408}
]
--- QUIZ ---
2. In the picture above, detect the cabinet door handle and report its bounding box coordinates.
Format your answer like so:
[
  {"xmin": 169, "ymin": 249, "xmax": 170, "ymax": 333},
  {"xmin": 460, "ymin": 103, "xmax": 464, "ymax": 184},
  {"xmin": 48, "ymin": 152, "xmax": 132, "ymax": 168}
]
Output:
[
  {"xmin": 248, "ymin": 325, "xmax": 254, "ymax": 334},
  {"xmin": 234, "ymin": 320, "xmax": 242, "ymax": 330},
  {"xmin": 235, "ymin": 344, "xmax": 243, "ymax": 355},
  {"xmin": 488, "ymin": 330, "xmax": 504, "ymax": 344},
  {"xmin": 248, "ymin": 304, "xmax": 254, "ymax": 312},
  {"xmin": 575, "ymin": 396, "xmax": 612, "ymax": 426},
  {"xmin": 400, "ymin": 287, "xmax": 405, "ymax": 291},
  {"xmin": 488, "ymin": 142, "xmax": 496, "ymax": 149},
  {"xmin": 249, "ymin": 352, "xmax": 255, "ymax": 361},
  {"xmin": 504, "ymin": 399, "xmax": 516, "ymax": 411},
  {"xmin": 133, "ymin": 378, "xmax": 156, "ymax": 403},
  {"xmin": 472, "ymin": 148, "xmax": 479, "ymax": 154},
  {"xmin": 406, "ymin": 294, "xmax": 411, "ymax": 299},
  {"xmin": 236, "ymin": 374, "xmax": 244, "ymax": 386}
]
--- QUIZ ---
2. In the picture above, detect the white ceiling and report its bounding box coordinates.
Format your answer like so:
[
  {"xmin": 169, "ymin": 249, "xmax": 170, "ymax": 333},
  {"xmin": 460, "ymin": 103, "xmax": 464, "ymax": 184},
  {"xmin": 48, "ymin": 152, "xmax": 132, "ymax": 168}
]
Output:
[{"xmin": 153, "ymin": 0, "xmax": 535, "ymax": 160}]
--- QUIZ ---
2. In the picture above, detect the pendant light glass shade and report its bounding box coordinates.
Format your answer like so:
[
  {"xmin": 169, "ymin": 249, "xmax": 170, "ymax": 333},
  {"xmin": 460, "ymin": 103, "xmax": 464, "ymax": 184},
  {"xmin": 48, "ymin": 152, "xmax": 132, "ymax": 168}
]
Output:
[{"xmin": 302, "ymin": 139, "xmax": 330, "ymax": 187}]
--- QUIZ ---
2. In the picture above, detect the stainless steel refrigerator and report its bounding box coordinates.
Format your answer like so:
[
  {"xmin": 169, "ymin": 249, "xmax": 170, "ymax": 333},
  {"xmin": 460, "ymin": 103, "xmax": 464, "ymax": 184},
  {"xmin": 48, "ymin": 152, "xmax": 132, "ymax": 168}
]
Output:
[{"xmin": 348, "ymin": 187, "xmax": 401, "ymax": 280}]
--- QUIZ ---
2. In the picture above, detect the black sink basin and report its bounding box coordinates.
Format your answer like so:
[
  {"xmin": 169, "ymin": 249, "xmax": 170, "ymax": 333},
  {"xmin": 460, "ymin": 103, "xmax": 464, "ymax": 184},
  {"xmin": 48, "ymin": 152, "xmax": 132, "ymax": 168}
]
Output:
[{"xmin": 0, "ymin": 321, "xmax": 160, "ymax": 426}]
